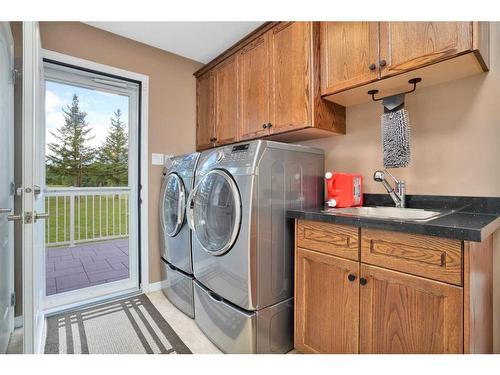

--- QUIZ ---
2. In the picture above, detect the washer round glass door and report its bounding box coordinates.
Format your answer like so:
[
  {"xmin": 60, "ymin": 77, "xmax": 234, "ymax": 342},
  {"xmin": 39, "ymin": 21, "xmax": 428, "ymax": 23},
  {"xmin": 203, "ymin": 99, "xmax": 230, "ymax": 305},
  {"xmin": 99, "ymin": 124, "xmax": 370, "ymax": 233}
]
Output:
[
  {"xmin": 192, "ymin": 169, "xmax": 241, "ymax": 256},
  {"xmin": 162, "ymin": 173, "xmax": 186, "ymax": 237}
]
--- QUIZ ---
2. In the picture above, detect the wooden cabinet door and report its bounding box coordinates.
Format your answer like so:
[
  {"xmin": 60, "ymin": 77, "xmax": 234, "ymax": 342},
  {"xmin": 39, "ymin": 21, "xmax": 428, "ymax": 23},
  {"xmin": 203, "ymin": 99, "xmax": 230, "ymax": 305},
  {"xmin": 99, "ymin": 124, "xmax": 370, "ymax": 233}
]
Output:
[
  {"xmin": 295, "ymin": 248, "xmax": 359, "ymax": 353},
  {"xmin": 269, "ymin": 22, "xmax": 311, "ymax": 134},
  {"xmin": 238, "ymin": 34, "xmax": 271, "ymax": 140},
  {"xmin": 196, "ymin": 72, "xmax": 215, "ymax": 150},
  {"xmin": 360, "ymin": 264, "xmax": 463, "ymax": 354},
  {"xmin": 214, "ymin": 55, "xmax": 238, "ymax": 145},
  {"xmin": 320, "ymin": 22, "xmax": 379, "ymax": 95},
  {"xmin": 379, "ymin": 22, "xmax": 472, "ymax": 77}
]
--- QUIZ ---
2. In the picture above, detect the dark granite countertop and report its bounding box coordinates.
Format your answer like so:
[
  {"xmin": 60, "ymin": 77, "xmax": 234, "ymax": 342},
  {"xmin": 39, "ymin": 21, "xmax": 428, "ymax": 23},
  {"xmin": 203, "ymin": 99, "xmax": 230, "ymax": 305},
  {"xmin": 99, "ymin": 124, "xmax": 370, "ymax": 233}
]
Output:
[{"xmin": 287, "ymin": 194, "xmax": 500, "ymax": 242}]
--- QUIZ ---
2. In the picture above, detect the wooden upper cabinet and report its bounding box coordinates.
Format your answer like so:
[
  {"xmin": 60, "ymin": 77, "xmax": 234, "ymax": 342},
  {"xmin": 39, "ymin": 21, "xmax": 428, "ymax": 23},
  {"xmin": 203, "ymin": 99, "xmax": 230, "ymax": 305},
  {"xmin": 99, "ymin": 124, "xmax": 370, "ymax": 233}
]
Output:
[
  {"xmin": 196, "ymin": 72, "xmax": 215, "ymax": 150},
  {"xmin": 360, "ymin": 264, "xmax": 463, "ymax": 354},
  {"xmin": 321, "ymin": 21, "xmax": 488, "ymax": 106},
  {"xmin": 238, "ymin": 34, "xmax": 271, "ymax": 140},
  {"xmin": 214, "ymin": 55, "xmax": 238, "ymax": 145},
  {"xmin": 320, "ymin": 22, "xmax": 379, "ymax": 94},
  {"xmin": 295, "ymin": 248, "xmax": 359, "ymax": 354},
  {"xmin": 379, "ymin": 22, "xmax": 472, "ymax": 77},
  {"xmin": 269, "ymin": 22, "xmax": 311, "ymax": 134}
]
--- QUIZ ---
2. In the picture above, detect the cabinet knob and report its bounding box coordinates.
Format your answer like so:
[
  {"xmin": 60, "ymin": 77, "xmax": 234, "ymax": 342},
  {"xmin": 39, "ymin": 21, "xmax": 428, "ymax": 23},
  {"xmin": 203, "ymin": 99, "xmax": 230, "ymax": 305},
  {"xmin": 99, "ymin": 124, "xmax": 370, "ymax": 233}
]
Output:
[
  {"xmin": 262, "ymin": 123, "xmax": 268, "ymax": 129},
  {"xmin": 379, "ymin": 59, "xmax": 387, "ymax": 67},
  {"xmin": 369, "ymin": 63, "xmax": 376, "ymax": 71},
  {"xmin": 360, "ymin": 277, "xmax": 367, "ymax": 286},
  {"xmin": 267, "ymin": 123, "xmax": 272, "ymax": 128},
  {"xmin": 210, "ymin": 137, "xmax": 217, "ymax": 143},
  {"xmin": 348, "ymin": 274, "xmax": 356, "ymax": 282}
]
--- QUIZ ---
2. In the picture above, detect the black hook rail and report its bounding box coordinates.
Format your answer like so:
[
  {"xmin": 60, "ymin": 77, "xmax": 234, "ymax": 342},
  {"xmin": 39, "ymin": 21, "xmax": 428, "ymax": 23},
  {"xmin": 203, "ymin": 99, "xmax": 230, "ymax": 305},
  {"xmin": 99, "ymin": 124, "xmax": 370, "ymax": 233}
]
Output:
[{"xmin": 367, "ymin": 78, "xmax": 422, "ymax": 102}]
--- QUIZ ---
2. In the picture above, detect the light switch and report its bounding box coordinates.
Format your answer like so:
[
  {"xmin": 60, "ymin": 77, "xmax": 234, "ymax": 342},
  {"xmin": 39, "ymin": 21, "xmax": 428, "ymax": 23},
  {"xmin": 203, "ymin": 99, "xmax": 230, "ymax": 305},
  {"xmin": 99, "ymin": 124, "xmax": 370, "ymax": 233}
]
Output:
[{"xmin": 151, "ymin": 153, "xmax": 164, "ymax": 166}]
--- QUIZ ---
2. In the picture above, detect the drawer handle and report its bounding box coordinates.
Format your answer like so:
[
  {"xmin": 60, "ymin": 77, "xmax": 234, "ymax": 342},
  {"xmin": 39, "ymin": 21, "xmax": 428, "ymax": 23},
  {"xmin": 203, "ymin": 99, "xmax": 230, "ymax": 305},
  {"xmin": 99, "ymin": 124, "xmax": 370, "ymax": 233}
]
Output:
[
  {"xmin": 360, "ymin": 277, "xmax": 367, "ymax": 286},
  {"xmin": 208, "ymin": 291, "xmax": 223, "ymax": 303},
  {"xmin": 347, "ymin": 274, "xmax": 356, "ymax": 282},
  {"xmin": 168, "ymin": 263, "xmax": 177, "ymax": 271}
]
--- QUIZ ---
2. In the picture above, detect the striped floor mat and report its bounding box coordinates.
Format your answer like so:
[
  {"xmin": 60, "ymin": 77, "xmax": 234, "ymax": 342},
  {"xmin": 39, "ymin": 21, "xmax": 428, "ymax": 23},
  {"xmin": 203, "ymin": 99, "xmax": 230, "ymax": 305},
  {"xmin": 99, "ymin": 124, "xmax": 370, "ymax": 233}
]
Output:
[{"xmin": 44, "ymin": 294, "xmax": 192, "ymax": 354}]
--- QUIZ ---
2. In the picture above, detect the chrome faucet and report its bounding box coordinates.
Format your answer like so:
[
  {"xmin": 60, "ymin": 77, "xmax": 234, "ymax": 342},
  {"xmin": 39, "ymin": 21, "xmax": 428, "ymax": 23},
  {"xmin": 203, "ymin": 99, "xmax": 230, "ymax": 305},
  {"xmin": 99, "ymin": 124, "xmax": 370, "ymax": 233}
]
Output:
[{"xmin": 373, "ymin": 170, "xmax": 406, "ymax": 208}]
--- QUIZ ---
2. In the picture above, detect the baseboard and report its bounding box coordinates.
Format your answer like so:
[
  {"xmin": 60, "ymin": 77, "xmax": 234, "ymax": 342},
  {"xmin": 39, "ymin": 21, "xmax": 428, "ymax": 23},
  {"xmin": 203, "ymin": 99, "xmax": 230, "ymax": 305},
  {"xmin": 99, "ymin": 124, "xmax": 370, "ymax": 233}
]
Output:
[
  {"xmin": 148, "ymin": 280, "xmax": 167, "ymax": 293},
  {"xmin": 14, "ymin": 315, "xmax": 23, "ymax": 328}
]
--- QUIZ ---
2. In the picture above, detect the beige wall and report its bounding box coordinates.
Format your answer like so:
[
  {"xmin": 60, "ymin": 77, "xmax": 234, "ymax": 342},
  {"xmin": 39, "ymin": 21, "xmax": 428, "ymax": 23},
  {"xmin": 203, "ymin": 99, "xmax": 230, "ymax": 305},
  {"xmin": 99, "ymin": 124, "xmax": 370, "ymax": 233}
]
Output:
[
  {"xmin": 39, "ymin": 22, "xmax": 203, "ymax": 285},
  {"xmin": 300, "ymin": 22, "xmax": 500, "ymax": 352},
  {"xmin": 12, "ymin": 21, "xmax": 500, "ymax": 351}
]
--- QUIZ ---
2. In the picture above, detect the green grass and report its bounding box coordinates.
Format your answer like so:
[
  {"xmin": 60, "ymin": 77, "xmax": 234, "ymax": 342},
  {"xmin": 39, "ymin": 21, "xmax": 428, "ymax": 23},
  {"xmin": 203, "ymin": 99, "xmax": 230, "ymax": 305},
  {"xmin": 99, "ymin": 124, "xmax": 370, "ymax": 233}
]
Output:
[{"xmin": 45, "ymin": 194, "xmax": 129, "ymax": 245}]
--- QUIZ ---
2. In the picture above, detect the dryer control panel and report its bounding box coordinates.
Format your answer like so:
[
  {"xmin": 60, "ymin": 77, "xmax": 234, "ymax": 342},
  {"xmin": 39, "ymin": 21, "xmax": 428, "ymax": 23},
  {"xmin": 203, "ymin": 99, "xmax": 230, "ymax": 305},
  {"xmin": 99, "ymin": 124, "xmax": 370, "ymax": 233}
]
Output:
[
  {"xmin": 213, "ymin": 142, "xmax": 257, "ymax": 165},
  {"xmin": 196, "ymin": 141, "xmax": 261, "ymax": 177}
]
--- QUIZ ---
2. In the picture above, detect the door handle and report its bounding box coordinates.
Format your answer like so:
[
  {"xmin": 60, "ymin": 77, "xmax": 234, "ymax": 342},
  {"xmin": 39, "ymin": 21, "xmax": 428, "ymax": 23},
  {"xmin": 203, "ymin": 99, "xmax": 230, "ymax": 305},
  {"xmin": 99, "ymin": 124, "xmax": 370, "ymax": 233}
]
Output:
[
  {"xmin": 186, "ymin": 183, "xmax": 199, "ymax": 231},
  {"xmin": 34, "ymin": 211, "xmax": 49, "ymax": 221},
  {"xmin": 7, "ymin": 214, "xmax": 22, "ymax": 222},
  {"xmin": 177, "ymin": 189, "xmax": 185, "ymax": 225},
  {"xmin": 2, "ymin": 208, "xmax": 22, "ymax": 222}
]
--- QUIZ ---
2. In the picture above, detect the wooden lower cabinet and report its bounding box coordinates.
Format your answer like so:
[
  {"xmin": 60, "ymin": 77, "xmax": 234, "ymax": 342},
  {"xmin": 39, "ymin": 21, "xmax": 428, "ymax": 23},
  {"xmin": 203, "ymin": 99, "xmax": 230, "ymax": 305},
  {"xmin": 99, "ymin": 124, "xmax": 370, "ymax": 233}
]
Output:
[
  {"xmin": 295, "ymin": 247, "xmax": 359, "ymax": 354},
  {"xmin": 359, "ymin": 264, "xmax": 463, "ymax": 354},
  {"xmin": 294, "ymin": 219, "xmax": 493, "ymax": 354}
]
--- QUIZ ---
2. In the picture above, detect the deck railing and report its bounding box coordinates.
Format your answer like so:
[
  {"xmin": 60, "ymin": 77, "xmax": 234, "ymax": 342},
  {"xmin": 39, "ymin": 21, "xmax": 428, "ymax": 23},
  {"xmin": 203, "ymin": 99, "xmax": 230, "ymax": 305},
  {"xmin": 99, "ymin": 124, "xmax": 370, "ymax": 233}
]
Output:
[{"xmin": 44, "ymin": 187, "xmax": 130, "ymax": 248}]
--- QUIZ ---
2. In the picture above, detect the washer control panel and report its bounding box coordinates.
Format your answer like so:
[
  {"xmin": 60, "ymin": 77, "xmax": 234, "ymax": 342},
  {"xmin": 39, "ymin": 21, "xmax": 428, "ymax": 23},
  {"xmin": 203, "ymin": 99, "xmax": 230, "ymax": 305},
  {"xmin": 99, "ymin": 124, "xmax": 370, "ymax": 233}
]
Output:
[{"xmin": 165, "ymin": 152, "xmax": 200, "ymax": 178}]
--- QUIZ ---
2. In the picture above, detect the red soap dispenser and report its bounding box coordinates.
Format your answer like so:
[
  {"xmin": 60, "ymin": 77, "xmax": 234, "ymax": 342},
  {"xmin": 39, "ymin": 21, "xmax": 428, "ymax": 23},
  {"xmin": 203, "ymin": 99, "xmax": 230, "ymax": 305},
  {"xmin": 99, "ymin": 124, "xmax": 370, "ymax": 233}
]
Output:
[{"xmin": 325, "ymin": 172, "xmax": 363, "ymax": 208}]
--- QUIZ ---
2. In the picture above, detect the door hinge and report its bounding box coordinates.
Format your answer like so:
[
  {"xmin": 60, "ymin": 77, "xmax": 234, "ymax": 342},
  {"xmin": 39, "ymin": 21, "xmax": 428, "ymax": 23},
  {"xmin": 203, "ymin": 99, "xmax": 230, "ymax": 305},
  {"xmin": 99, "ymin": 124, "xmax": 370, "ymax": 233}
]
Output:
[
  {"xmin": 24, "ymin": 211, "xmax": 33, "ymax": 224},
  {"xmin": 11, "ymin": 292, "xmax": 15, "ymax": 307},
  {"xmin": 11, "ymin": 69, "xmax": 19, "ymax": 85}
]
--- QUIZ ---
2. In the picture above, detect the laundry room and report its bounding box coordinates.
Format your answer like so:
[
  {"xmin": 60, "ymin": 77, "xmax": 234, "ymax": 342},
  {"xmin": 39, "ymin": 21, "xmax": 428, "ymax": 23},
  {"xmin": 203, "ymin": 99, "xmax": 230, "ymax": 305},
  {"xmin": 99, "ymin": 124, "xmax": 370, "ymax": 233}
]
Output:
[{"xmin": 1, "ymin": 1, "xmax": 500, "ymax": 374}]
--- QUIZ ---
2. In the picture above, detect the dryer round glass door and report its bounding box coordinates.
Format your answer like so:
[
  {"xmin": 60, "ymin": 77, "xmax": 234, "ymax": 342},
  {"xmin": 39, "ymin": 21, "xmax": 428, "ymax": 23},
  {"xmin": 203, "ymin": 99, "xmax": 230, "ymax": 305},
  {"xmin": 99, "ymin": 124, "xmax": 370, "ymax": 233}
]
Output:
[
  {"xmin": 192, "ymin": 169, "xmax": 241, "ymax": 256},
  {"xmin": 162, "ymin": 173, "xmax": 186, "ymax": 237}
]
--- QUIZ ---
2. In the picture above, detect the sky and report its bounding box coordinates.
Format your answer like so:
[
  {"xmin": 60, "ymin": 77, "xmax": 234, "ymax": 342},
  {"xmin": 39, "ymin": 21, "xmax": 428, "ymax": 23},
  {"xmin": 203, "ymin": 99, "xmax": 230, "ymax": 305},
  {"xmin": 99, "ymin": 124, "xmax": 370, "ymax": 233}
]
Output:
[{"xmin": 45, "ymin": 80, "xmax": 129, "ymax": 156}]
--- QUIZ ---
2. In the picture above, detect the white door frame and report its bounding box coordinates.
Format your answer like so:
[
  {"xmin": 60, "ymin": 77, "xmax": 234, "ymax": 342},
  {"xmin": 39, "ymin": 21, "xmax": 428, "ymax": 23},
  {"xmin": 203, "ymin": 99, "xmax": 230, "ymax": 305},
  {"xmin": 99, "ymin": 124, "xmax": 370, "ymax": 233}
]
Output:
[
  {"xmin": 40, "ymin": 50, "xmax": 150, "ymax": 306},
  {"xmin": 0, "ymin": 21, "xmax": 15, "ymax": 354},
  {"xmin": 22, "ymin": 21, "xmax": 46, "ymax": 354},
  {"xmin": 43, "ymin": 64, "xmax": 140, "ymax": 311}
]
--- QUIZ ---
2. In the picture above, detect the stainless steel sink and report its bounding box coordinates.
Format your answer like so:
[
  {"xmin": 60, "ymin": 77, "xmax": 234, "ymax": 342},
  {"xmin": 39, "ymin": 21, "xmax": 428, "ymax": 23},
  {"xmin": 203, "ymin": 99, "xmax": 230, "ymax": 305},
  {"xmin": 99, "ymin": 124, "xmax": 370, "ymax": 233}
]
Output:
[{"xmin": 321, "ymin": 206, "xmax": 451, "ymax": 222}]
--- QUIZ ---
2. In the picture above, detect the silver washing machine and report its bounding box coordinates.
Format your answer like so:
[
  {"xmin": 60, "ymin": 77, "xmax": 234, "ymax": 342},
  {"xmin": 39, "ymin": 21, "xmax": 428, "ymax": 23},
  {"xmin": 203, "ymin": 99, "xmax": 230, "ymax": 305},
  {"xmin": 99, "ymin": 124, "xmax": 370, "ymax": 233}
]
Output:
[
  {"xmin": 187, "ymin": 140, "xmax": 324, "ymax": 353},
  {"xmin": 159, "ymin": 152, "xmax": 199, "ymax": 318}
]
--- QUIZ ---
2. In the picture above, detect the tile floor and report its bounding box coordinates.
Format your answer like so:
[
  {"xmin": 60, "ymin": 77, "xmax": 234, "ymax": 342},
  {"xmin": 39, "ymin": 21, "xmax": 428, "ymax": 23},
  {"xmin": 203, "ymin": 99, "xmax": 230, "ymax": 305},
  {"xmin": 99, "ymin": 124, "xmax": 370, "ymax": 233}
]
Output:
[
  {"xmin": 45, "ymin": 238, "xmax": 129, "ymax": 295},
  {"xmin": 6, "ymin": 291, "xmax": 222, "ymax": 354},
  {"xmin": 147, "ymin": 291, "xmax": 221, "ymax": 354}
]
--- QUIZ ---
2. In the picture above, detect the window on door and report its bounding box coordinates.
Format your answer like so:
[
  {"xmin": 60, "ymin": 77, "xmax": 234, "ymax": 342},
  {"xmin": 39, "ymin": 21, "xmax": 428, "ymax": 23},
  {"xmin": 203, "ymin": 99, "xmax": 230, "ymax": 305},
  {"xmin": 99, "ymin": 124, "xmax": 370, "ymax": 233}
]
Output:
[{"xmin": 43, "ymin": 62, "xmax": 140, "ymax": 306}]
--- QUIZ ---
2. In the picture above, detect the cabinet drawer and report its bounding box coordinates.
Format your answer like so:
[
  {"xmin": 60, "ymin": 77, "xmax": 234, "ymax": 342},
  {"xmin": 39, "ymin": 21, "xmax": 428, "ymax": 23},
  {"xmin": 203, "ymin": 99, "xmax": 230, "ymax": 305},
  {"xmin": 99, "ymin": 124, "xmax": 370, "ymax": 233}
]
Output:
[
  {"xmin": 361, "ymin": 229, "xmax": 462, "ymax": 285},
  {"xmin": 297, "ymin": 220, "xmax": 359, "ymax": 261}
]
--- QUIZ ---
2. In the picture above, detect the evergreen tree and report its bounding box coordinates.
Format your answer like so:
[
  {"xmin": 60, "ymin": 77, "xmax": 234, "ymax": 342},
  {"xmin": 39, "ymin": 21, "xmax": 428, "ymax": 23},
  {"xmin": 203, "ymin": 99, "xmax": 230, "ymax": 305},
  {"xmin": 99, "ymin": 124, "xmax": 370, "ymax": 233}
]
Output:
[
  {"xmin": 46, "ymin": 94, "xmax": 95, "ymax": 187},
  {"xmin": 97, "ymin": 109, "xmax": 128, "ymax": 186}
]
